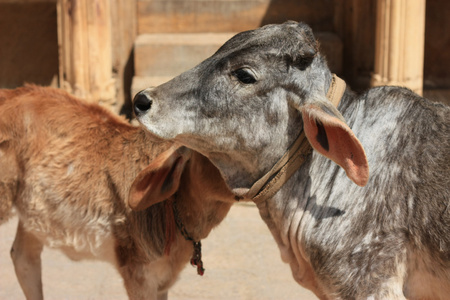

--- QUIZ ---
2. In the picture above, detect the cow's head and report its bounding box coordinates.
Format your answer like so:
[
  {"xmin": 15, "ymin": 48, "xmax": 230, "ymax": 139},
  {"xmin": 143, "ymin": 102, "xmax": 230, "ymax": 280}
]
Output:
[{"xmin": 133, "ymin": 21, "xmax": 368, "ymax": 196}]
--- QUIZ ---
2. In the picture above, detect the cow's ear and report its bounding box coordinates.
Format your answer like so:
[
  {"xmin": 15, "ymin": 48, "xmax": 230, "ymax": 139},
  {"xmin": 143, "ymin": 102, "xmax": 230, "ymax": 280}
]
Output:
[
  {"xmin": 288, "ymin": 22, "xmax": 318, "ymax": 70},
  {"xmin": 128, "ymin": 146, "xmax": 191, "ymax": 211},
  {"xmin": 301, "ymin": 104, "xmax": 369, "ymax": 186}
]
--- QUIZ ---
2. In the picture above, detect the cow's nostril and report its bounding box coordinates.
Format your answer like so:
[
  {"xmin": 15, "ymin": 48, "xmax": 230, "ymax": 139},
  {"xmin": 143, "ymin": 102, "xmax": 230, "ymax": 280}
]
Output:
[{"xmin": 133, "ymin": 92, "xmax": 152, "ymax": 116}]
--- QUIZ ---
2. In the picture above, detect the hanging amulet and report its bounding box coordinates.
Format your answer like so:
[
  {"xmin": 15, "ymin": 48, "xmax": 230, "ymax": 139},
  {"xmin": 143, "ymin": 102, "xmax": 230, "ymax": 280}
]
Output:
[{"xmin": 190, "ymin": 241, "xmax": 205, "ymax": 276}]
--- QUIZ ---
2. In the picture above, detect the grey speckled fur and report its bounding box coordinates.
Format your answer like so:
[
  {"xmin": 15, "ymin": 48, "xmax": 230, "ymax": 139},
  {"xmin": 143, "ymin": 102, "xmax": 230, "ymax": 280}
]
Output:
[{"xmin": 134, "ymin": 21, "xmax": 450, "ymax": 299}]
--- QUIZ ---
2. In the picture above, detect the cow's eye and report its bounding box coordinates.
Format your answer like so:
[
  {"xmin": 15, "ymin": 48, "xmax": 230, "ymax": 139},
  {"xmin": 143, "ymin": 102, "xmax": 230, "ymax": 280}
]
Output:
[{"xmin": 232, "ymin": 68, "xmax": 257, "ymax": 84}]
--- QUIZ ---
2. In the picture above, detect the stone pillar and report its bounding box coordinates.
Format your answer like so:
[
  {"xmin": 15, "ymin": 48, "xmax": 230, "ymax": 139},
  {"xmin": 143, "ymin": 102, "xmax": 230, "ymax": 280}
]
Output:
[
  {"xmin": 371, "ymin": 0, "xmax": 426, "ymax": 95},
  {"xmin": 57, "ymin": 0, "xmax": 116, "ymax": 104}
]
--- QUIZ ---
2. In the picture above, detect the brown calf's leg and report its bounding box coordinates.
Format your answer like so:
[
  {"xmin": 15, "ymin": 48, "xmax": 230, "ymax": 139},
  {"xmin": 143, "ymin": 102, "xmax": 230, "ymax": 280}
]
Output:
[
  {"xmin": 119, "ymin": 263, "xmax": 159, "ymax": 300},
  {"xmin": 157, "ymin": 291, "xmax": 168, "ymax": 300},
  {"xmin": 10, "ymin": 221, "xmax": 44, "ymax": 300}
]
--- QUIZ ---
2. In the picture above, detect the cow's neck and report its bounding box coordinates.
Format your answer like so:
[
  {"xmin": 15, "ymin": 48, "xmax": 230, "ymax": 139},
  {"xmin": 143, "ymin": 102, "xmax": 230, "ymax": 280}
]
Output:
[
  {"xmin": 245, "ymin": 74, "xmax": 346, "ymax": 204},
  {"xmin": 253, "ymin": 84, "xmax": 353, "ymax": 293}
]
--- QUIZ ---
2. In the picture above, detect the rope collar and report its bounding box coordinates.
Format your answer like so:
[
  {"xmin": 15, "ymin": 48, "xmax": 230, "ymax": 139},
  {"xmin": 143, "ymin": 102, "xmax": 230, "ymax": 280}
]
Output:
[
  {"xmin": 326, "ymin": 74, "xmax": 347, "ymax": 107},
  {"xmin": 247, "ymin": 74, "xmax": 346, "ymax": 204}
]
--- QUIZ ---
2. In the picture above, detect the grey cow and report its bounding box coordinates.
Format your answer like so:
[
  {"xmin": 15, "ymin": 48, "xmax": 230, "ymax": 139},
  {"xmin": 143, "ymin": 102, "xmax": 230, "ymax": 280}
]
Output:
[{"xmin": 133, "ymin": 22, "xmax": 450, "ymax": 299}]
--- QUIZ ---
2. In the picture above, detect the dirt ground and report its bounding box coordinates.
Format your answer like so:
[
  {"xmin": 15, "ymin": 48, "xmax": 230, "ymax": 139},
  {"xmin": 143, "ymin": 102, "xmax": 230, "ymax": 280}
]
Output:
[{"xmin": 0, "ymin": 202, "xmax": 317, "ymax": 300}]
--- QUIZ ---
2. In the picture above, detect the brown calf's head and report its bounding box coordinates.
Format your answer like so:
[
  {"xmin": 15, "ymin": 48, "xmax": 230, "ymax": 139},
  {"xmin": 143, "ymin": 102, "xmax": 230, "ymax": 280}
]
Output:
[
  {"xmin": 129, "ymin": 145, "xmax": 191, "ymax": 211},
  {"xmin": 129, "ymin": 145, "xmax": 235, "ymax": 211}
]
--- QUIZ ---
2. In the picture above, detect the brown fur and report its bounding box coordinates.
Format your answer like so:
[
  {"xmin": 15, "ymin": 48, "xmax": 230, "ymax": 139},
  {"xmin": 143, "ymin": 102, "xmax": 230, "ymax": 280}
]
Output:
[{"xmin": 0, "ymin": 85, "xmax": 234, "ymax": 300}]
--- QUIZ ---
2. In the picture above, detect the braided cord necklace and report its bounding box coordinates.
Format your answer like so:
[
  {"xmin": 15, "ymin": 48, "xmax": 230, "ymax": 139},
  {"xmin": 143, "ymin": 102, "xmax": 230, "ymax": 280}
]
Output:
[{"xmin": 172, "ymin": 196, "xmax": 205, "ymax": 276}]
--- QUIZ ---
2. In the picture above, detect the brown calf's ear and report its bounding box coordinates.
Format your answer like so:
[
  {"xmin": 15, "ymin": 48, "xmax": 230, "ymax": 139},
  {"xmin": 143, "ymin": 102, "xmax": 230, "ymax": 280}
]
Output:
[
  {"xmin": 301, "ymin": 104, "xmax": 369, "ymax": 187},
  {"xmin": 129, "ymin": 146, "xmax": 191, "ymax": 211}
]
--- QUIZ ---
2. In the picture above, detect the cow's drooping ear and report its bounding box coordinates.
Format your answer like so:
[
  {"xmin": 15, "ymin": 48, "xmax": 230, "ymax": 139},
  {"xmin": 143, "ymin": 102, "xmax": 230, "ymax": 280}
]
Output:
[
  {"xmin": 301, "ymin": 104, "xmax": 369, "ymax": 187},
  {"xmin": 128, "ymin": 146, "xmax": 191, "ymax": 211}
]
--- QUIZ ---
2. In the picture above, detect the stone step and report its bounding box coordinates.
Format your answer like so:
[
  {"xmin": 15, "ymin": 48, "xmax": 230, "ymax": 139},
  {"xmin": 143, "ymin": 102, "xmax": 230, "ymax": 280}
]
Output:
[
  {"xmin": 137, "ymin": 0, "xmax": 335, "ymax": 34},
  {"xmin": 134, "ymin": 33, "xmax": 235, "ymax": 78}
]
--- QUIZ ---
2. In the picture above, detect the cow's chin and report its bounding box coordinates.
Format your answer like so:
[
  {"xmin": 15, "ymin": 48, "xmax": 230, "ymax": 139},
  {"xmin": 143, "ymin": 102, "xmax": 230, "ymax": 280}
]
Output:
[
  {"xmin": 173, "ymin": 134, "xmax": 215, "ymax": 157},
  {"xmin": 137, "ymin": 119, "xmax": 178, "ymax": 141}
]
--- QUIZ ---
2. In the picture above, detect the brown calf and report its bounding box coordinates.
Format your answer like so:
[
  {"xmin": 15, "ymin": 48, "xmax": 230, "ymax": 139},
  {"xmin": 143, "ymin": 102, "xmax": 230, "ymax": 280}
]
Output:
[{"xmin": 0, "ymin": 86, "xmax": 234, "ymax": 300}]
